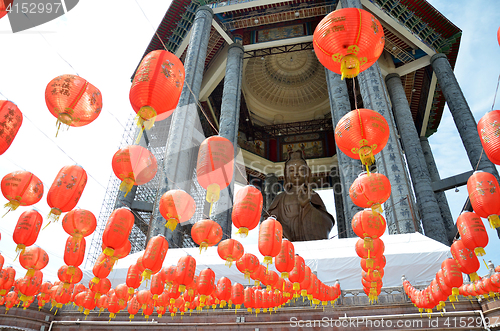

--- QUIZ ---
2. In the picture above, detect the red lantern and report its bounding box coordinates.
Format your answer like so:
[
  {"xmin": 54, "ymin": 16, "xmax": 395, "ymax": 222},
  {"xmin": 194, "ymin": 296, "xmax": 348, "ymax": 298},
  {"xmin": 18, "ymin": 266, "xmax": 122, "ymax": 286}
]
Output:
[
  {"xmin": 250, "ymin": 264, "xmax": 267, "ymax": 287},
  {"xmin": 243, "ymin": 286, "xmax": 255, "ymax": 312},
  {"xmin": 45, "ymin": 74, "xmax": 102, "ymax": 135},
  {"xmin": 161, "ymin": 265, "xmax": 177, "ymax": 290},
  {"xmin": 0, "ymin": 266, "xmax": 16, "ymax": 295},
  {"xmin": 150, "ymin": 273, "xmax": 164, "ymax": 301},
  {"xmin": 457, "ymin": 211, "xmax": 489, "ymax": 256},
  {"xmin": 451, "ymin": 240, "xmax": 480, "ymax": 282},
  {"xmin": 91, "ymin": 253, "xmax": 115, "ymax": 284},
  {"xmin": 18, "ymin": 271, "xmax": 43, "ymax": 303},
  {"xmin": 46, "ymin": 165, "xmax": 87, "ymax": 223},
  {"xmin": 57, "ymin": 265, "xmax": 83, "ymax": 286},
  {"xmin": 136, "ymin": 289, "xmax": 152, "ymax": 310},
  {"xmin": 19, "ymin": 246, "xmax": 49, "ymax": 277},
  {"xmin": 112, "ymin": 145, "xmax": 158, "ymax": 197},
  {"xmin": 217, "ymin": 238, "xmax": 244, "ymax": 267},
  {"xmin": 467, "ymin": 171, "xmax": 500, "ymax": 228},
  {"xmin": 191, "ymin": 219, "xmax": 223, "ymax": 252},
  {"xmin": 64, "ymin": 236, "xmax": 86, "ymax": 268},
  {"xmin": 289, "ymin": 255, "xmax": 306, "ymax": 292},
  {"xmin": 355, "ymin": 238, "xmax": 384, "ymax": 268},
  {"xmin": 107, "ymin": 292, "xmax": 121, "ymax": 319},
  {"xmin": 478, "ymin": 110, "xmax": 500, "ymax": 165},
  {"xmin": 231, "ymin": 282, "xmax": 244, "ymax": 311},
  {"xmin": 349, "ymin": 172, "xmax": 391, "ymax": 213},
  {"xmin": 0, "ymin": 100, "xmax": 23, "ymax": 154},
  {"xmin": 81, "ymin": 291, "xmax": 97, "ymax": 317},
  {"xmin": 258, "ymin": 216, "xmax": 283, "ymax": 266},
  {"xmin": 215, "ymin": 277, "xmax": 232, "ymax": 308},
  {"xmin": 313, "ymin": 8, "xmax": 385, "ymax": 79},
  {"xmin": 352, "ymin": 209, "xmax": 386, "ymax": 249},
  {"xmin": 299, "ymin": 266, "xmax": 312, "ymax": 297},
  {"xmin": 127, "ymin": 295, "xmax": 141, "ymax": 320},
  {"xmin": 197, "ymin": 268, "xmax": 215, "ymax": 303},
  {"xmin": 159, "ymin": 189, "xmax": 196, "ymax": 231},
  {"xmin": 275, "ymin": 239, "xmax": 295, "ymax": 279},
  {"xmin": 335, "ymin": 109, "xmax": 390, "ymax": 167},
  {"xmin": 126, "ymin": 264, "xmax": 142, "ymax": 295},
  {"xmin": 142, "ymin": 235, "xmax": 169, "ymax": 281},
  {"xmin": 62, "ymin": 209, "xmax": 96, "ymax": 237},
  {"xmin": 143, "ymin": 302, "xmax": 155, "ymax": 320},
  {"xmin": 196, "ymin": 136, "xmax": 234, "ymax": 211},
  {"xmin": 1, "ymin": 171, "xmax": 43, "ymax": 213},
  {"xmin": 261, "ymin": 270, "xmax": 279, "ymax": 292},
  {"xmin": 129, "ymin": 50, "xmax": 184, "ymax": 138},
  {"xmin": 360, "ymin": 255, "xmax": 386, "ymax": 273},
  {"xmin": 13, "ymin": 209, "xmax": 43, "ymax": 254},
  {"xmin": 102, "ymin": 207, "xmax": 135, "ymax": 257},
  {"xmin": 175, "ymin": 255, "xmax": 196, "ymax": 293},
  {"xmin": 232, "ymin": 185, "xmax": 263, "ymax": 237},
  {"xmin": 106, "ymin": 239, "xmax": 131, "ymax": 263},
  {"xmin": 236, "ymin": 253, "xmax": 260, "ymax": 282}
]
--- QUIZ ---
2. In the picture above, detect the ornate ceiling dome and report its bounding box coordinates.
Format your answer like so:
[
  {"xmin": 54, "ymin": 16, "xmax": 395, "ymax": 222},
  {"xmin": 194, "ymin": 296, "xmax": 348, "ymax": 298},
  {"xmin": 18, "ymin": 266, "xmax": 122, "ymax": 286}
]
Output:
[{"xmin": 243, "ymin": 50, "xmax": 330, "ymax": 125}]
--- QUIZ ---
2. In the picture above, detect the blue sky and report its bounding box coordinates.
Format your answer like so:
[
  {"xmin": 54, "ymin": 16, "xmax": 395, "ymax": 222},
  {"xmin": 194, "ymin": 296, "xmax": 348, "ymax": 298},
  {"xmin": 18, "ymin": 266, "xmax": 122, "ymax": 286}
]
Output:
[{"xmin": 0, "ymin": 0, "xmax": 498, "ymax": 284}]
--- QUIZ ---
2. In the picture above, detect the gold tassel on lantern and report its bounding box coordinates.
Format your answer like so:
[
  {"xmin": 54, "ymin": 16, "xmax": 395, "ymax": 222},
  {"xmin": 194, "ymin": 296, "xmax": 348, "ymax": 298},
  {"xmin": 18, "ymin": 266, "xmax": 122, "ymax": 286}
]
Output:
[{"xmin": 135, "ymin": 106, "xmax": 157, "ymax": 144}]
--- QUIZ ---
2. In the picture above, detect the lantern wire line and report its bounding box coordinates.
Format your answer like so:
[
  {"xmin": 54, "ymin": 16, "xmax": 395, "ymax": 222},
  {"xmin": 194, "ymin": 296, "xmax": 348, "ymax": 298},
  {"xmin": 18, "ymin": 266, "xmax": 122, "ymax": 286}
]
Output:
[
  {"xmin": 22, "ymin": 13, "xmax": 80, "ymax": 77},
  {"xmin": 492, "ymin": 73, "xmax": 500, "ymax": 111},
  {"xmin": 21, "ymin": 114, "xmax": 107, "ymax": 191}
]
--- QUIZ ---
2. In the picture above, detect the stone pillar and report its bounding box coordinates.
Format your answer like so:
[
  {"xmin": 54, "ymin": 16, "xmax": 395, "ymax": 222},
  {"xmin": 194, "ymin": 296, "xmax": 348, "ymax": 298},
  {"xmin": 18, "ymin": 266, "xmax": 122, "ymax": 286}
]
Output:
[
  {"xmin": 430, "ymin": 54, "xmax": 499, "ymax": 179},
  {"xmin": 263, "ymin": 173, "xmax": 280, "ymax": 211},
  {"xmin": 324, "ymin": 68, "xmax": 361, "ymax": 238},
  {"xmin": 211, "ymin": 43, "xmax": 245, "ymax": 240},
  {"xmin": 148, "ymin": 6, "xmax": 214, "ymax": 247},
  {"xmin": 420, "ymin": 136, "xmax": 457, "ymax": 245},
  {"xmin": 386, "ymin": 73, "xmax": 448, "ymax": 244},
  {"xmin": 330, "ymin": 166, "xmax": 347, "ymax": 239},
  {"xmin": 341, "ymin": 0, "xmax": 418, "ymax": 236}
]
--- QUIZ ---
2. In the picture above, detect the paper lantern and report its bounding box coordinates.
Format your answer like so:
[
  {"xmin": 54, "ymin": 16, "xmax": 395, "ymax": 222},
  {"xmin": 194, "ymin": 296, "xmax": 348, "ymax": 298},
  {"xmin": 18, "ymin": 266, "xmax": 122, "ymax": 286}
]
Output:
[
  {"xmin": 335, "ymin": 109, "xmax": 390, "ymax": 167},
  {"xmin": 142, "ymin": 302, "xmax": 155, "ymax": 320},
  {"xmin": 351, "ymin": 209, "xmax": 386, "ymax": 249},
  {"xmin": 13, "ymin": 209, "xmax": 43, "ymax": 254},
  {"xmin": 478, "ymin": 110, "xmax": 500, "ymax": 165},
  {"xmin": 232, "ymin": 185, "xmax": 263, "ymax": 237},
  {"xmin": 81, "ymin": 291, "xmax": 97, "ymax": 317},
  {"xmin": 215, "ymin": 277, "xmax": 232, "ymax": 308},
  {"xmin": 142, "ymin": 235, "xmax": 169, "ymax": 281},
  {"xmin": 102, "ymin": 207, "xmax": 134, "ymax": 257},
  {"xmin": 130, "ymin": 50, "xmax": 184, "ymax": 138},
  {"xmin": 136, "ymin": 289, "xmax": 152, "ymax": 310},
  {"xmin": 126, "ymin": 264, "xmax": 142, "ymax": 295},
  {"xmin": 349, "ymin": 172, "xmax": 391, "ymax": 213},
  {"xmin": 175, "ymin": 255, "xmax": 196, "ymax": 293},
  {"xmin": 45, "ymin": 74, "xmax": 102, "ymax": 135},
  {"xmin": 355, "ymin": 237, "xmax": 384, "ymax": 269},
  {"xmin": 112, "ymin": 145, "xmax": 158, "ymax": 197},
  {"xmin": 236, "ymin": 253, "xmax": 260, "ymax": 282},
  {"xmin": 159, "ymin": 189, "xmax": 196, "ymax": 231},
  {"xmin": 161, "ymin": 265, "xmax": 177, "ymax": 290},
  {"xmin": 196, "ymin": 136, "xmax": 234, "ymax": 211},
  {"xmin": 62, "ymin": 209, "xmax": 96, "ymax": 237},
  {"xmin": 149, "ymin": 273, "xmax": 164, "ymax": 302},
  {"xmin": 288, "ymin": 255, "xmax": 305, "ymax": 292},
  {"xmin": 457, "ymin": 211, "xmax": 489, "ymax": 256},
  {"xmin": 360, "ymin": 255, "xmax": 386, "ymax": 273},
  {"xmin": 244, "ymin": 287, "xmax": 255, "ymax": 312},
  {"xmin": 313, "ymin": 8, "xmax": 385, "ymax": 79},
  {"xmin": 127, "ymin": 295, "xmax": 141, "ymax": 320},
  {"xmin": 0, "ymin": 266, "xmax": 16, "ymax": 296},
  {"xmin": 451, "ymin": 240, "xmax": 480, "ymax": 282},
  {"xmin": 0, "ymin": 100, "xmax": 23, "ymax": 154},
  {"xmin": 275, "ymin": 239, "xmax": 295, "ymax": 279},
  {"xmin": 467, "ymin": 171, "xmax": 500, "ymax": 228},
  {"xmin": 217, "ymin": 238, "xmax": 244, "ymax": 267},
  {"xmin": 57, "ymin": 265, "xmax": 82, "ymax": 286},
  {"xmin": 64, "ymin": 236, "xmax": 86, "ymax": 269},
  {"xmin": 299, "ymin": 266, "xmax": 312, "ymax": 297},
  {"xmin": 17, "ymin": 271, "xmax": 43, "ymax": 303},
  {"xmin": 96, "ymin": 294, "xmax": 109, "ymax": 314},
  {"xmin": 261, "ymin": 270, "xmax": 279, "ymax": 292},
  {"xmin": 197, "ymin": 268, "xmax": 215, "ymax": 303},
  {"xmin": 250, "ymin": 264, "xmax": 267, "ymax": 287},
  {"xmin": 258, "ymin": 216, "xmax": 283, "ymax": 266},
  {"xmin": 231, "ymin": 282, "xmax": 244, "ymax": 311},
  {"xmin": 103, "ymin": 239, "xmax": 131, "ymax": 264},
  {"xmin": 1, "ymin": 171, "xmax": 43, "ymax": 214},
  {"xmin": 46, "ymin": 165, "xmax": 87, "ymax": 223},
  {"xmin": 91, "ymin": 253, "xmax": 114, "ymax": 284},
  {"xmin": 19, "ymin": 246, "xmax": 49, "ymax": 277},
  {"xmin": 191, "ymin": 219, "xmax": 223, "ymax": 252}
]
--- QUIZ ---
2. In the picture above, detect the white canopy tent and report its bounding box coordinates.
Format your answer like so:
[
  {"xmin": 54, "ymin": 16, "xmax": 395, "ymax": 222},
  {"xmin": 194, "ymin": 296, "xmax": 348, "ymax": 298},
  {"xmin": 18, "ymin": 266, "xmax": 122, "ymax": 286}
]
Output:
[{"xmin": 82, "ymin": 232, "xmax": 451, "ymax": 291}]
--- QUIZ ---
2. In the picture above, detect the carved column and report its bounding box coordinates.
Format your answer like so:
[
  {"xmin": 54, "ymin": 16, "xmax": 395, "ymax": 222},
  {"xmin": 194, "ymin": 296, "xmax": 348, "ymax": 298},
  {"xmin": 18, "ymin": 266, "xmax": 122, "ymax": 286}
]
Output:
[
  {"xmin": 148, "ymin": 6, "xmax": 214, "ymax": 247},
  {"xmin": 386, "ymin": 73, "xmax": 447, "ymax": 244},
  {"xmin": 211, "ymin": 43, "xmax": 245, "ymax": 240}
]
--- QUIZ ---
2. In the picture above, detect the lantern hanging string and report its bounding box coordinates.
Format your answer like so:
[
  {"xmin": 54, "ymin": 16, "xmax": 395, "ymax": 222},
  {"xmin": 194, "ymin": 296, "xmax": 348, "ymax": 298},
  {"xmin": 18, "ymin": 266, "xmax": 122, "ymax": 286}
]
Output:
[{"xmin": 491, "ymin": 73, "xmax": 500, "ymax": 111}]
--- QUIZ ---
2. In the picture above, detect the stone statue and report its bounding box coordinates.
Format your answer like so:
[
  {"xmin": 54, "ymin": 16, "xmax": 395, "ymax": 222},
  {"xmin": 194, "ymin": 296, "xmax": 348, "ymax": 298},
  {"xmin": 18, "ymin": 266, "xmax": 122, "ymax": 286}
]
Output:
[{"xmin": 267, "ymin": 151, "xmax": 334, "ymax": 241}]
